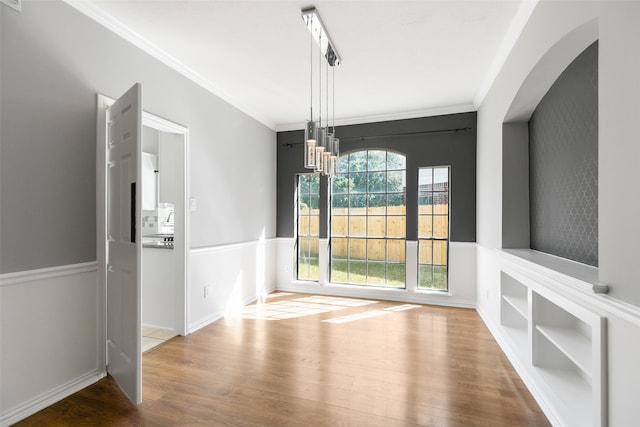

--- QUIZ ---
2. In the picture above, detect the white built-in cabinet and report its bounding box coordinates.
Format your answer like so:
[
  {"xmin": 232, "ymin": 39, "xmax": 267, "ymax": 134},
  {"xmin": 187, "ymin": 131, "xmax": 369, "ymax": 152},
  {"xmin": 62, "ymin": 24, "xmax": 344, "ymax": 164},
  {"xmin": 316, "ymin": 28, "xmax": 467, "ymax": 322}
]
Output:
[{"xmin": 498, "ymin": 251, "xmax": 606, "ymax": 427}]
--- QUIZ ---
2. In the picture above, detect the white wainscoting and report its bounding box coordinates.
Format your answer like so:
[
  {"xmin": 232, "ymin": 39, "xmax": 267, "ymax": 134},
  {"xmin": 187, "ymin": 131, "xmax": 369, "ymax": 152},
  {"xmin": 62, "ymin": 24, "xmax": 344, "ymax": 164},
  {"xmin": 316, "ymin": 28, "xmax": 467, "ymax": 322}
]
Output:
[
  {"xmin": 0, "ymin": 262, "xmax": 102, "ymax": 427},
  {"xmin": 275, "ymin": 238, "xmax": 477, "ymax": 308},
  {"xmin": 476, "ymin": 246, "xmax": 640, "ymax": 427},
  {"xmin": 188, "ymin": 238, "xmax": 277, "ymax": 333}
]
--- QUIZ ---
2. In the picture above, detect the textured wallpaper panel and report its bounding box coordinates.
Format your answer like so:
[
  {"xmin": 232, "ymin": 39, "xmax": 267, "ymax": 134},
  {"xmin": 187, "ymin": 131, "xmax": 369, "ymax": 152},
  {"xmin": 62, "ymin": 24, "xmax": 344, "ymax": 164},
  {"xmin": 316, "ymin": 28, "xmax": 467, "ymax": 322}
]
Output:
[{"xmin": 529, "ymin": 42, "xmax": 598, "ymax": 266}]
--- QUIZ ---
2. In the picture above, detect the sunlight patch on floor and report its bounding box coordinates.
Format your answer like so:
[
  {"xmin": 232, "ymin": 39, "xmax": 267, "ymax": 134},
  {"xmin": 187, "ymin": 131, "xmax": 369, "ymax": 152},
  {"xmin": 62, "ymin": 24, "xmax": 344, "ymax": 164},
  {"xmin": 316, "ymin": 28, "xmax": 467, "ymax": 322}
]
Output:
[
  {"xmin": 323, "ymin": 304, "xmax": 419, "ymax": 324},
  {"xmin": 242, "ymin": 295, "xmax": 377, "ymax": 320}
]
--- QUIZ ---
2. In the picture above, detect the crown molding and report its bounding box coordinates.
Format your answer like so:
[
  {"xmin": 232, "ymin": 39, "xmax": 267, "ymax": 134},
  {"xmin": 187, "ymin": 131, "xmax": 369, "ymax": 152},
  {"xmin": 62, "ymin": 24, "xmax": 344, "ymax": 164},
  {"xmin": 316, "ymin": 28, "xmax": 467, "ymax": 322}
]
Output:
[{"xmin": 275, "ymin": 103, "xmax": 476, "ymax": 132}]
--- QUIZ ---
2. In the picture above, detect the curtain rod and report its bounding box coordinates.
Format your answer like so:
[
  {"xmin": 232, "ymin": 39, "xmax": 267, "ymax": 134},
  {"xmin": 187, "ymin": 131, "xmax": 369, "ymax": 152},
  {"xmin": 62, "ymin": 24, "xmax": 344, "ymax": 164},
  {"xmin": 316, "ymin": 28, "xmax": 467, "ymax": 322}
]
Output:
[{"xmin": 282, "ymin": 127, "xmax": 472, "ymax": 147}]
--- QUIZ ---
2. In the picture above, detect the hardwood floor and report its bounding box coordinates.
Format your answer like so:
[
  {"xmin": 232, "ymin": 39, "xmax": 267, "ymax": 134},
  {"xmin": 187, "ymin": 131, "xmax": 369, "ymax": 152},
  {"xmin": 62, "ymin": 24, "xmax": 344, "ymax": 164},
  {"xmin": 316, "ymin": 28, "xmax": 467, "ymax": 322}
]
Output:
[{"xmin": 16, "ymin": 292, "xmax": 549, "ymax": 426}]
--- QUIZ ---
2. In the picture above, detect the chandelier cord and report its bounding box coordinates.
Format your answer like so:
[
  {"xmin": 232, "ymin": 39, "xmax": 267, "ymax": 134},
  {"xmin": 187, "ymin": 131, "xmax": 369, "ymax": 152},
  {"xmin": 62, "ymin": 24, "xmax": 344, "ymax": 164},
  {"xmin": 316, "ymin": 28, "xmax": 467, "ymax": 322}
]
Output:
[
  {"xmin": 309, "ymin": 17, "xmax": 313, "ymax": 122},
  {"xmin": 332, "ymin": 66, "xmax": 335, "ymax": 134},
  {"xmin": 318, "ymin": 31, "xmax": 322, "ymax": 129}
]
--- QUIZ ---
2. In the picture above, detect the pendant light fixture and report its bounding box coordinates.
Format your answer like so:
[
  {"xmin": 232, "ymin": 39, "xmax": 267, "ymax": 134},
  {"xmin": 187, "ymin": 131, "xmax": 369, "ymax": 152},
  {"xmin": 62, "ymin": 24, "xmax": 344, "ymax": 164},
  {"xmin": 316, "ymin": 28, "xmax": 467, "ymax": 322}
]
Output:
[{"xmin": 301, "ymin": 6, "xmax": 340, "ymax": 177}]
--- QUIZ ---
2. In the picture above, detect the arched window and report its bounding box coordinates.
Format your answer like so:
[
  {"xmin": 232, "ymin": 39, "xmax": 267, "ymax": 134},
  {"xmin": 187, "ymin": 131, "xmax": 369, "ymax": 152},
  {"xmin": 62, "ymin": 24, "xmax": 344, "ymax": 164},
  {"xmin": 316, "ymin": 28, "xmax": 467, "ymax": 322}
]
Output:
[{"xmin": 330, "ymin": 150, "xmax": 406, "ymax": 287}]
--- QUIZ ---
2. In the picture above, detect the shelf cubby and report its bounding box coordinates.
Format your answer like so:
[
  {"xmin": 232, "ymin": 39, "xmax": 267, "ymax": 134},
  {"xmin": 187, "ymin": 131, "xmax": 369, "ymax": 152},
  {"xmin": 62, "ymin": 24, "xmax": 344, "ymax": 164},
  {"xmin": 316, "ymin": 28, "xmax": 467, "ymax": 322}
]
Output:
[
  {"xmin": 500, "ymin": 272, "xmax": 530, "ymax": 358},
  {"xmin": 531, "ymin": 289, "xmax": 606, "ymax": 427}
]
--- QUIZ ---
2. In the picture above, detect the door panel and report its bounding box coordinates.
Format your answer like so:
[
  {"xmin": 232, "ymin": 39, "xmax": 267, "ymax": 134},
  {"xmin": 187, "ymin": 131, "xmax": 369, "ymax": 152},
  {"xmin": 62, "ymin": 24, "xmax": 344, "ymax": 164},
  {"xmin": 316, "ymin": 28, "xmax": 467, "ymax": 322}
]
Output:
[{"xmin": 106, "ymin": 83, "xmax": 142, "ymax": 404}]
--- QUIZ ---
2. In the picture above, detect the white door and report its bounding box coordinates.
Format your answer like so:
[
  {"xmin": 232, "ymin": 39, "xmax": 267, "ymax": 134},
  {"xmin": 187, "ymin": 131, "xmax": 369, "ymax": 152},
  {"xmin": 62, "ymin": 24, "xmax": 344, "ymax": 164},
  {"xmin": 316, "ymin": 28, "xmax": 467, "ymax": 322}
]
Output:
[{"xmin": 106, "ymin": 83, "xmax": 142, "ymax": 404}]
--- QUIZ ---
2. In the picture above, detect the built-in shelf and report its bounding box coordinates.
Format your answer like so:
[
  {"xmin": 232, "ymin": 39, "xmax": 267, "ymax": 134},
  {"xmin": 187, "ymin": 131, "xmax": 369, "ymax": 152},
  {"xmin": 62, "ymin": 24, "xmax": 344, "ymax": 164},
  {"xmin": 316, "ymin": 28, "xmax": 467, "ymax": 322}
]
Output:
[
  {"xmin": 497, "ymin": 263, "xmax": 606, "ymax": 427},
  {"xmin": 503, "ymin": 294, "xmax": 528, "ymax": 319},
  {"xmin": 500, "ymin": 272, "xmax": 530, "ymax": 361},
  {"xmin": 536, "ymin": 366, "xmax": 591, "ymax": 427},
  {"xmin": 536, "ymin": 324, "xmax": 592, "ymax": 375}
]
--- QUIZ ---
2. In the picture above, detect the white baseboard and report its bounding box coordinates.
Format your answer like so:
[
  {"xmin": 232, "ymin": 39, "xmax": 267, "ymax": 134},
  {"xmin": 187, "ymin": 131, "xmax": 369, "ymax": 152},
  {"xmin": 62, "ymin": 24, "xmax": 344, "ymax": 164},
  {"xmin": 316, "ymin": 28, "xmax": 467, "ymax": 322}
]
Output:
[
  {"xmin": 188, "ymin": 312, "xmax": 224, "ymax": 333},
  {"xmin": 277, "ymin": 281, "xmax": 475, "ymax": 308},
  {"xmin": 475, "ymin": 307, "xmax": 561, "ymax": 427},
  {"xmin": 0, "ymin": 370, "xmax": 104, "ymax": 427}
]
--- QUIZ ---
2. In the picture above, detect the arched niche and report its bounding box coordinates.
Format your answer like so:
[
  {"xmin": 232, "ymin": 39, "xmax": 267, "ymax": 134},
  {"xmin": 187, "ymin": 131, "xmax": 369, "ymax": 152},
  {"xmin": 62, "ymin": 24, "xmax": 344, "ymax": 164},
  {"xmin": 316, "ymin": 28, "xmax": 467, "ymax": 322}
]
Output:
[{"xmin": 501, "ymin": 19, "xmax": 598, "ymax": 249}]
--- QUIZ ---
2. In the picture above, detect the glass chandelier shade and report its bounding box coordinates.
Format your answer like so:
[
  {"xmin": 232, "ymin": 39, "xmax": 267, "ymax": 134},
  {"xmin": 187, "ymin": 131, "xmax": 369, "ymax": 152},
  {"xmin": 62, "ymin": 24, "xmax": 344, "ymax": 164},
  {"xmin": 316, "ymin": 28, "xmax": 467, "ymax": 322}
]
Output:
[{"xmin": 304, "ymin": 120, "xmax": 318, "ymax": 168}]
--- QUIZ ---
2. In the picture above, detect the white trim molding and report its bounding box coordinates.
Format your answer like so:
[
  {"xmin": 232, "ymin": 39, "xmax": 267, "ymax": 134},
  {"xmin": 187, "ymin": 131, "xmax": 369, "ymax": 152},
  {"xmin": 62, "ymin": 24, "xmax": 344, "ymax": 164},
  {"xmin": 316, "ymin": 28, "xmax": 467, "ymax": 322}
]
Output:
[
  {"xmin": 0, "ymin": 370, "xmax": 104, "ymax": 427},
  {"xmin": 0, "ymin": 261, "xmax": 98, "ymax": 287}
]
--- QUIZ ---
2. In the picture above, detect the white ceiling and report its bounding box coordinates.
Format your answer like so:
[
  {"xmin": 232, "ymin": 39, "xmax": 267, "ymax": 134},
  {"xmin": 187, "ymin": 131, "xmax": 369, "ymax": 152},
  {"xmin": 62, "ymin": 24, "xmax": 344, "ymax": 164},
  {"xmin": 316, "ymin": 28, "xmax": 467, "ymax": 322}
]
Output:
[{"xmin": 72, "ymin": 0, "xmax": 534, "ymax": 131}]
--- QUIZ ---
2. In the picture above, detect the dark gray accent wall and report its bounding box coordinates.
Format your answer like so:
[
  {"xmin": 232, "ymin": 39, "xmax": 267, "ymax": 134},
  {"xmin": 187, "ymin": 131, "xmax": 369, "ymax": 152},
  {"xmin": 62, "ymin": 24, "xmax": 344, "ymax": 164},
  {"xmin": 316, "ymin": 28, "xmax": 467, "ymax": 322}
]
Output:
[
  {"xmin": 0, "ymin": 1, "xmax": 276, "ymax": 273},
  {"xmin": 277, "ymin": 113, "xmax": 476, "ymax": 241},
  {"xmin": 529, "ymin": 41, "xmax": 598, "ymax": 266}
]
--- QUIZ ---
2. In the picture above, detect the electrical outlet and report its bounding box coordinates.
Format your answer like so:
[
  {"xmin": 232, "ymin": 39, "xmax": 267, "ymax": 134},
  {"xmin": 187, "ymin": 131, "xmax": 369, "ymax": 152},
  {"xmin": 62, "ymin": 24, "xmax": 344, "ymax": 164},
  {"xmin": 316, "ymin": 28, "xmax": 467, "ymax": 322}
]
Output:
[
  {"xmin": 284, "ymin": 264, "xmax": 290, "ymax": 273},
  {"xmin": 204, "ymin": 286, "xmax": 211, "ymax": 299}
]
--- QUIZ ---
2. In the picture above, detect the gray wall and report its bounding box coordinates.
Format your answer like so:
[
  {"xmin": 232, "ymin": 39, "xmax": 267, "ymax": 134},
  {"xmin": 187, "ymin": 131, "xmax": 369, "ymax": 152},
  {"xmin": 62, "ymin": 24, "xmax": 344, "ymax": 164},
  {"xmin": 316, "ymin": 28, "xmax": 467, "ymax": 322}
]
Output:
[
  {"xmin": 277, "ymin": 113, "xmax": 476, "ymax": 241},
  {"xmin": 528, "ymin": 42, "xmax": 598, "ymax": 266},
  {"xmin": 0, "ymin": 1, "xmax": 276, "ymax": 273}
]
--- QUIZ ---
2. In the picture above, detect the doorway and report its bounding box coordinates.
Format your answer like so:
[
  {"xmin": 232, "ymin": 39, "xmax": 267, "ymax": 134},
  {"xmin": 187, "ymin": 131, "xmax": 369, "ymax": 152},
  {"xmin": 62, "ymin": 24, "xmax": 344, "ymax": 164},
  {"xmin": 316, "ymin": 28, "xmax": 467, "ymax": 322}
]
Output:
[{"xmin": 96, "ymin": 92, "xmax": 189, "ymax": 402}]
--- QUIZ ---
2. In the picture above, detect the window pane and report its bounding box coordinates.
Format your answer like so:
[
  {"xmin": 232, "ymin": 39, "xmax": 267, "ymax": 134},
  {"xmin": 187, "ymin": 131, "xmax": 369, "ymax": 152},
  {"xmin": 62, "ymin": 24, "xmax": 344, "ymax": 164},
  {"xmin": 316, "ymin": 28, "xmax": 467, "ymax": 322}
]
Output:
[
  {"xmin": 387, "ymin": 193, "xmax": 405, "ymax": 208},
  {"xmin": 349, "ymin": 238, "xmax": 366, "ymax": 260},
  {"xmin": 349, "ymin": 216, "xmax": 367, "ymax": 237},
  {"xmin": 368, "ymin": 150, "xmax": 386, "ymax": 171},
  {"xmin": 349, "ymin": 261, "xmax": 367, "ymax": 284},
  {"xmin": 299, "ymin": 174, "xmax": 311, "ymax": 193},
  {"xmin": 418, "ymin": 192, "xmax": 433, "ymax": 214},
  {"xmin": 368, "ymin": 171, "xmax": 386, "ymax": 193},
  {"xmin": 433, "ymin": 215, "xmax": 448, "ymax": 238},
  {"xmin": 349, "ymin": 151, "xmax": 367, "ymax": 172},
  {"xmin": 419, "ymin": 168, "xmax": 433, "ymax": 188},
  {"xmin": 387, "ymin": 239, "xmax": 405, "ymax": 263},
  {"xmin": 367, "ymin": 216, "xmax": 385, "ymax": 238},
  {"xmin": 337, "ymin": 155, "xmax": 349, "ymax": 173},
  {"xmin": 298, "ymin": 215, "xmax": 310, "ymax": 235},
  {"xmin": 309, "ymin": 174, "xmax": 320, "ymax": 194},
  {"xmin": 367, "ymin": 262, "xmax": 386, "ymax": 285},
  {"xmin": 367, "ymin": 239, "xmax": 385, "ymax": 262},
  {"xmin": 387, "ymin": 170, "xmax": 404, "ymax": 192},
  {"xmin": 331, "ymin": 217, "xmax": 347, "ymax": 236},
  {"xmin": 433, "ymin": 265, "xmax": 448, "ymax": 290},
  {"xmin": 434, "ymin": 194, "xmax": 449, "ymax": 214},
  {"xmin": 419, "ymin": 240, "xmax": 433, "ymax": 264},
  {"xmin": 308, "ymin": 238, "xmax": 319, "ymax": 260},
  {"xmin": 433, "ymin": 240, "xmax": 448, "ymax": 265},
  {"xmin": 298, "ymin": 236, "xmax": 311, "ymax": 258},
  {"xmin": 367, "ymin": 194, "xmax": 386, "ymax": 215},
  {"xmin": 433, "ymin": 167, "xmax": 449, "ymax": 188},
  {"xmin": 418, "ymin": 215, "xmax": 433, "ymax": 239},
  {"xmin": 299, "ymin": 195, "xmax": 311, "ymax": 213},
  {"xmin": 331, "ymin": 259, "xmax": 348, "ymax": 283},
  {"xmin": 332, "ymin": 194, "xmax": 348, "ymax": 210},
  {"xmin": 298, "ymin": 258, "xmax": 311, "ymax": 280},
  {"xmin": 418, "ymin": 265, "xmax": 433, "ymax": 289},
  {"xmin": 350, "ymin": 172, "xmax": 366, "ymax": 193},
  {"xmin": 387, "ymin": 152, "xmax": 406, "ymax": 170},
  {"xmin": 349, "ymin": 194, "xmax": 367, "ymax": 212},
  {"xmin": 309, "ymin": 216, "xmax": 320, "ymax": 237},
  {"xmin": 387, "ymin": 216, "xmax": 405, "ymax": 238},
  {"xmin": 388, "ymin": 264, "xmax": 406, "ymax": 288},
  {"xmin": 331, "ymin": 238, "xmax": 348, "ymax": 259},
  {"xmin": 332, "ymin": 175, "xmax": 349, "ymax": 194}
]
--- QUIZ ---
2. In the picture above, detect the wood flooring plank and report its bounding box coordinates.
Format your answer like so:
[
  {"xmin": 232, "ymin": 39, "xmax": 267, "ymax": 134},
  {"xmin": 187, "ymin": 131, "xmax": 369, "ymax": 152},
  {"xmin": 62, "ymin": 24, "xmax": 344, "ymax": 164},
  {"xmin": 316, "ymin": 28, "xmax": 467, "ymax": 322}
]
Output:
[{"xmin": 15, "ymin": 292, "xmax": 549, "ymax": 426}]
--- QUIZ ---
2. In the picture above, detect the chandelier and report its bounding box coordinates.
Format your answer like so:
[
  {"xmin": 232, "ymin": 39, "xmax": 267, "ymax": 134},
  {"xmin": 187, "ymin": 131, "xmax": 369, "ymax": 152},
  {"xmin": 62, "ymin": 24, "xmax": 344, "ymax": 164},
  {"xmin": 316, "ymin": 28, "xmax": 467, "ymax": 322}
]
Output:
[{"xmin": 301, "ymin": 7, "xmax": 340, "ymax": 177}]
